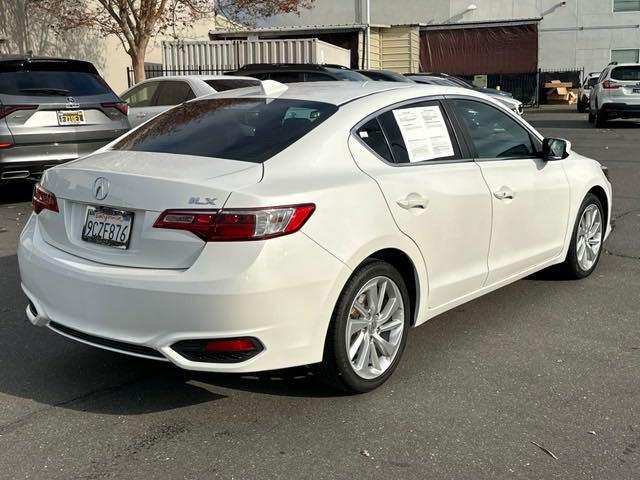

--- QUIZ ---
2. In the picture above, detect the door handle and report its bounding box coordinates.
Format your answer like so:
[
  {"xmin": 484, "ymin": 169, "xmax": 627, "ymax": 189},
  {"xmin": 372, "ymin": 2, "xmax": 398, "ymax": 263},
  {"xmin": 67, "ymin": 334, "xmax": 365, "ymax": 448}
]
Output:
[
  {"xmin": 135, "ymin": 113, "xmax": 147, "ymax": 118},
  {"xmin": 397, "ymin": 195, "xmax": 428, "ymax": 210},
  {"xmin": 493, "ymin": 188, "xmax": 516, "ymax": 200}
]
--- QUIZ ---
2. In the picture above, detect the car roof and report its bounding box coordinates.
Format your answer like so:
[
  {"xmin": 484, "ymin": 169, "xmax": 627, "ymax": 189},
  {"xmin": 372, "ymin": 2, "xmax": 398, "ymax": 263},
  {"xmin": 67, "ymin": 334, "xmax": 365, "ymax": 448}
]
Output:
[
  {"xmin": 233, "ymin": 63, "xmax": 343, "ymax": 73},
  {"xmin": 136, "ymin": 75, "xmax": 258, "ymax": 82},
  {"xmin": 202, "ymin": 80, "xmax": 477, "ymax": 106}
]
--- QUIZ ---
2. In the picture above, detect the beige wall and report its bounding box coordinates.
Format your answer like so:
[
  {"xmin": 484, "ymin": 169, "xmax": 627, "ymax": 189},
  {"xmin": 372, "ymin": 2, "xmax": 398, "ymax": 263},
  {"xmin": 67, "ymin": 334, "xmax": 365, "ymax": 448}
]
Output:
[{"xmin": 0, "ymin": 0, "xmax": 218, "ymax": 94}]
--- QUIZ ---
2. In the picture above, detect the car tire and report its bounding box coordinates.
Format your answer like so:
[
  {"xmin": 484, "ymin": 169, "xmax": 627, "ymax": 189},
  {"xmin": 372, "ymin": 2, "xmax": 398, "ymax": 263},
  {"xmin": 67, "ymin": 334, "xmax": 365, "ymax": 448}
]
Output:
[
  {"xmin": 595, "ymin": 108, "xmax": 608, "ymax": 128},
  {"xmin": 577, "ymin": 98, "xmax": 586, "ymax": 113},
  {"xmin": 559, "ymin": 193, "xmax": 605, "ymax": 279},
  {"xmin": 588, "ymin": 108, "xmax": 595, "ymax": 123},
  {"xmin": 315, "ymin": 259, "xmax": 410, "ymax": 394}
]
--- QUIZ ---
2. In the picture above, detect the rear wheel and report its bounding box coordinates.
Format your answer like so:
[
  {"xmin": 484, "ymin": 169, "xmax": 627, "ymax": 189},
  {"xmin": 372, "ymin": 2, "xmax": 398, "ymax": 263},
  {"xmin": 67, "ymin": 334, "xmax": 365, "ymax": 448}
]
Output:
[
  {"xmin": 595, "ymin": 108, "xmax": 608, "ymax": 128},
  {"xmin": 316, "ymin": 260, "xmax": 410, "ymax": 393},
  {"xmin": 559, "ymin": 193, "xmax": 605, "ymax": 279},
  {"xmin": 577, "ymin": 97, "xmax": 586, "ymax": 113}
]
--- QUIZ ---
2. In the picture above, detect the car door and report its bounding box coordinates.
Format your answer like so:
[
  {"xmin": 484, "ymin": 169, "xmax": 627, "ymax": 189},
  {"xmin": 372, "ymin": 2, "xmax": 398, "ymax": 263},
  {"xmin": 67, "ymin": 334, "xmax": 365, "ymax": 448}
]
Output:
[
  {"xmin": 121, "ymin": 81, "xmax": 161, "ymax": 127},
  {"xmin": 348, "ymin": 99, "xmax": 492, "ymax": 309},
  {"xmin": 449, "ymin": 97, "xmax": 571, "ymax": 285}
]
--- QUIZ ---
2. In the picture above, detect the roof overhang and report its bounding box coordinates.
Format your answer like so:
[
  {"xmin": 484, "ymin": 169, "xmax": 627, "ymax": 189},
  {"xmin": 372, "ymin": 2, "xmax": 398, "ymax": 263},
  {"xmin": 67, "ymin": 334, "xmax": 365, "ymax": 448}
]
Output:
[
  {"xmin": 210, "ymin": 23, "xmax": 369, "ymax": 40},
  {"xmin": 421, "ymin": 18, "xmax": 542, "ymax": 31}
]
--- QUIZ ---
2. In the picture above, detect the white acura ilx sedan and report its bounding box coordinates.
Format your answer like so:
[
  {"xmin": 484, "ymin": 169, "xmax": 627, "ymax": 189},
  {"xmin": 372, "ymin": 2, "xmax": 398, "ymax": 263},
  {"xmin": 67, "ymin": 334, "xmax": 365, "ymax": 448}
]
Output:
[{"xmin": 19, "ymin": 81, "xmax": 612, "ymax": 393}]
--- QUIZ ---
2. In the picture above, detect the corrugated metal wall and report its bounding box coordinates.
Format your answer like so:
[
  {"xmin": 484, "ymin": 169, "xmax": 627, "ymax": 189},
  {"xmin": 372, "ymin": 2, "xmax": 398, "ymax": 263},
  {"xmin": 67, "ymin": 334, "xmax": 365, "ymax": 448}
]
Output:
[
  {"xmin": 162, "ymin": 39, "xmax": 350, "ymax": 70},
  {"xmin": 380, "ymin": 26, "xmax": 420, "ymax": 73}
]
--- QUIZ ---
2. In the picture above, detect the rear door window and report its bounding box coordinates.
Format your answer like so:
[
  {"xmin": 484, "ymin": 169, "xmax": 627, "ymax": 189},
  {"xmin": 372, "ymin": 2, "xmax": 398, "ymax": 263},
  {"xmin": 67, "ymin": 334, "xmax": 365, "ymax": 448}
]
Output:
[
  {"xmin": 611, "ymin": 66, "xmax": 640, "ymax": 81},
  {"xmin": 112, "ymin": 98, "xmax": 338, "ymax": 163},
  {"xmin": 153, "ymin": 81, "xmax": 195, "ymax": 106},
  {"xmin": 356, "ymin": 118, "xmax": 393, "ymax": 163}
]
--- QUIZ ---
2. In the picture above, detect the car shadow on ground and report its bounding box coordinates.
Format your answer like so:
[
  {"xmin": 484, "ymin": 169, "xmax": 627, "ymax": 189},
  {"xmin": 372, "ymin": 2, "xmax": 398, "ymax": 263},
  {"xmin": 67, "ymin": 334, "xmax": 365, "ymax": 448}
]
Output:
[{"xmin": 0, "ymin": 182, "xmax": 33, "ymax": 205}]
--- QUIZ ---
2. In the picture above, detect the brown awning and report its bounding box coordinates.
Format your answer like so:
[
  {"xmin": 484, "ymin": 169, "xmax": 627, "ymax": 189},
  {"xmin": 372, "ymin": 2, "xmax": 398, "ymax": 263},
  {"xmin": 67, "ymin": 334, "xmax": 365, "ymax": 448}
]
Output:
[{"xmin": 420, "ymin": 23, "xmax": 538, "ymax": 75}]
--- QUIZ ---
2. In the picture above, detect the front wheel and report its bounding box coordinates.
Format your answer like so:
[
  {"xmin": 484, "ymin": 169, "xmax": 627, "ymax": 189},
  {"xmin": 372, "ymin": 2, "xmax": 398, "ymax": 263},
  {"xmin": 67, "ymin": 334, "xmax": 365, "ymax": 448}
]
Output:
[
  {"xmin": 559, "ymin": 193, "xmax": 605, "ymax": 279},
  {"xmin": 316, "ymin": 260, "xmax": 410, "ymax": 393}
]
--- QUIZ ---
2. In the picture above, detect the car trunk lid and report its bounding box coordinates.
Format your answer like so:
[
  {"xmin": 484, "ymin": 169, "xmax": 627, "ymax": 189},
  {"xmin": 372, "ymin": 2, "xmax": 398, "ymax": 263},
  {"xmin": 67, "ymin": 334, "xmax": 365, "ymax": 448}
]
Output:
[{"xmin": 37, "ymin": 151, "xmax": 263, "ymax": 269}]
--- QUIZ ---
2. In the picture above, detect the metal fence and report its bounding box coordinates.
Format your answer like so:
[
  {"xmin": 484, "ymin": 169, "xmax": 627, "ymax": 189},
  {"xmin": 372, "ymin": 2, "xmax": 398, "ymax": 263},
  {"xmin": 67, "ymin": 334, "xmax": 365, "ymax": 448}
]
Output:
[
  {"xmin": 126, "ymin": 65, "xmax": 233, "ymax": 88},
  {"xmin": 461, "ymin": 68, "xmax": 585, "ymax": 107}
]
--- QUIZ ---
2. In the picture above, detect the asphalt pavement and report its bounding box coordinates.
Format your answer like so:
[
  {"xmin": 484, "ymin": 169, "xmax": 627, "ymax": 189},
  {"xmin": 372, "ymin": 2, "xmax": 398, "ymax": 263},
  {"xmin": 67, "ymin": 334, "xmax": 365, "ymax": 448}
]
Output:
[{"xmin": 0, "ymin": 108, "xmax": 639, "ymax": 480}]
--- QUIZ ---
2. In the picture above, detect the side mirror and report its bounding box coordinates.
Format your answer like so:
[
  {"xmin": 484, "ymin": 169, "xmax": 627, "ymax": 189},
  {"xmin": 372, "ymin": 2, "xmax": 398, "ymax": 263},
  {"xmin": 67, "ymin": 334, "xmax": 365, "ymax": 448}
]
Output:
[{"xmin": 542, "ymin": 138, "xmax": 570, "ymax": 161}]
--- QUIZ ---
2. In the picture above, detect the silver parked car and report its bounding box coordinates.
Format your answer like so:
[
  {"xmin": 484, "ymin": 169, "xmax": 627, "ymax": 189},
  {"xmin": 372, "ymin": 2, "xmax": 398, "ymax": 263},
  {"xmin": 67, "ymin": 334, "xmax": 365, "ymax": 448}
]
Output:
[
  {"xmin": 120, "ymin": 75, "xmax": 262, "ymax": 128},
  {"xmin": 0, "ymin": 56, "xmax": 130, "ymax": 182}
]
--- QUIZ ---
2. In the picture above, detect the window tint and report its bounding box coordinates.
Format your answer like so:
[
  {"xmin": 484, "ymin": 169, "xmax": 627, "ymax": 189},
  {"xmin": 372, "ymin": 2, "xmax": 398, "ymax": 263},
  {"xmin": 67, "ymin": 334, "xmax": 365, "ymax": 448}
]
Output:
[
  {"xmin": 356, "ymin": 118, "xmax": 393, "ymax": 163},
  {"xmin": 587, "ymin": 77, "xmax": 599, "ymax": 87},
  {"xmin": 452, "ymin": 99, "xmax": 535, "ymax": 159},
  {"xmin": 611, "ymin": 66, "xmax": 640, "ymax": 81},
  {"xmin": 326, "ymin": 68, "xmax": 370, "ymax": 82},
  {"xmin": 611, "ymin": 49, "xmax": 640, "ymax": 64},
  {"xmin": 376, "ymin": 101, "xmax": 460, "ymax": 164},
  {"xmin": 614, "ymin": 0, "xmax": 640, "ymax": 12},
  {"xmin": 154, "ymin": 81, "xmax": 194, "ymax": 106},
  {"xmin": 123, "ymin": 82, "xmax": 160, "ymax": 108},
  {"xmin": 267, "ymin": 72, "xmax": 304, "ymax": 83},
  {"xmin": 0, "ymin": 66, "xmax": 112, "ymax": 96},
  {"xmin": 112, "ymin": 98, "xmax": 338, "ymax": 163},
  {"xmin": 204, "ymin": 79, "xmax": 261, "ymax": 91}
]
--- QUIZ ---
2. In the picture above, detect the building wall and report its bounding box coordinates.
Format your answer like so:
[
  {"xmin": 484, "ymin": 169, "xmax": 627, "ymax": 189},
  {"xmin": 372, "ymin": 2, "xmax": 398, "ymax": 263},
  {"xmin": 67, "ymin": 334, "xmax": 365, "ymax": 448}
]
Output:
[
  {"xmin": 0, "ymin": 0, "xmax": 218, "ymax": 94},
  {"xmin": 272, "ymin": 0, "xmax": 640, "ymax": 75}
]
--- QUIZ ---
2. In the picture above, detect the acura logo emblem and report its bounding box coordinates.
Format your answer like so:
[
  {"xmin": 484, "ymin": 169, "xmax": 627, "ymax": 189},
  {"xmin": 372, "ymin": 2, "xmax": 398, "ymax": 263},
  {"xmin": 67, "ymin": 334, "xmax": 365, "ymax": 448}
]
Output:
[
  {"xmin": 66, "ymin": 97, "xmax": 75, "ymax": 104},
  {"xmin": 93, "ymin": 177, "xmax": 109, "ymax": 201}
]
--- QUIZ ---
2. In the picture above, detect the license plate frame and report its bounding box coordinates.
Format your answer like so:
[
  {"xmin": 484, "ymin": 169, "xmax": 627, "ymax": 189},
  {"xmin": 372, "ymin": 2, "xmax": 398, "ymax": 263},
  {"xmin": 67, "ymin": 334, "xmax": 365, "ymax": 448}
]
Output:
[
  {"xmin": 81, "ymin": 206, "xmax": 134, "ymax": 249},
  {"xmin": 57, "ymin": 110, "xmax": 86, "ymax": 126}
]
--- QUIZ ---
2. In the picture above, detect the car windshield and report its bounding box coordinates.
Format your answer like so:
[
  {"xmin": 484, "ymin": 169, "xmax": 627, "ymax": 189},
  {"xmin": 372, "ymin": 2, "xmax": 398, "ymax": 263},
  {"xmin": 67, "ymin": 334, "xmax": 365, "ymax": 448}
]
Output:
[
  {"xmin": 611, "ymin": 66, "xmax": 640, "ymax": 81},
  {"xmin": 447, "ymin": 76, "xmax": 475, "ymax": 89},
  {"xmin": 326, "ymin": 68, "xmax": 371, "ymax": 82},
  {"xmin": 587, "ymin": 77, "xmax": 599, "ymax": 87},
  {"xmin": 0, "ymin": 62, "xmax": 112, "ymax": 96},
  {"xmin": 111, "ymin": 98, "xmax": 338, "ymax": 163}
]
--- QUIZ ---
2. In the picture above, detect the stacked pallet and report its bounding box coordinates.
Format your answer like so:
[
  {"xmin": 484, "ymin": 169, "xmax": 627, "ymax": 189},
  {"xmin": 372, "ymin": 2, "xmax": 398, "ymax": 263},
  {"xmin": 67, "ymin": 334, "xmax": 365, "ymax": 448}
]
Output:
[{"xmin": 545, "ymin": 80, "xmax": 579, "ymax": 105}]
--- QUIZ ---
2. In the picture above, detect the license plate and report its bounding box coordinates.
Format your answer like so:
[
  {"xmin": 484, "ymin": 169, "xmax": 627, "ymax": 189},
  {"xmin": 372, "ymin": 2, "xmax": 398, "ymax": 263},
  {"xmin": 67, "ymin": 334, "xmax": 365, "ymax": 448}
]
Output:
[
  {"xmin": 82, "ymin": 206, "xmax": 133, "ymax": 249},
  {"xmin": 57, "ymin": 110, "xmax": 85, "ymax": 125}
]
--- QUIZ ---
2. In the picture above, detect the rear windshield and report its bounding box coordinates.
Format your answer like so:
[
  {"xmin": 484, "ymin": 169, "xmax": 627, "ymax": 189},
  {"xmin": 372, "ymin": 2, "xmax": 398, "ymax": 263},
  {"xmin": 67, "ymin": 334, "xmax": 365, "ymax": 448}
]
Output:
[
  {"xmin": 326, "ymin": 68, "xmax": 371, "ymax": 82},
  {"xmin": 0, "ymin": 61, "xmax": 112, "ymax": 96},
  {"xmin": 112, "ymin": 98, "xmax": 338, "ymax": 163},
  {"xmin": 204, "ymin": 79, "xmax": 261, "ymax": 92},
  {"xmin": 611, "ymin": 67, "xmax": 640, "ymax": 81}
]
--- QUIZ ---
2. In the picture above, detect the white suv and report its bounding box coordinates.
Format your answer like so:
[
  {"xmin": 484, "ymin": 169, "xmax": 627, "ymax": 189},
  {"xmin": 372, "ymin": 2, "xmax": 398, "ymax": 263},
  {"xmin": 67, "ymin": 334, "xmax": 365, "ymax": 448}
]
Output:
[{"xmin": 589, "ymin": 62, "xmax": 640, "ymax": 127}]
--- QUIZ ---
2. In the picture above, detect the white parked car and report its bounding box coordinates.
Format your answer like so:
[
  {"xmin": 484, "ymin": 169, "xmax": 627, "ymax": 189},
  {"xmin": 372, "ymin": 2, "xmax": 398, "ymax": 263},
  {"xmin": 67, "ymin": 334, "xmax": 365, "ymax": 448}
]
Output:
[
  {"xmin": 120, "ymin": 75, "xmax": 261, "ymax": 127},
  {"xmin": 577, "ymin": 72, "xmax": 600, "ymax": 113},
  {"xmin": 589, "ymin": 62, "xmax": 640, "ymax": 127},
  {"xmin": 19, "ymin": 81, "xmax": 612, "ymax": 393}
]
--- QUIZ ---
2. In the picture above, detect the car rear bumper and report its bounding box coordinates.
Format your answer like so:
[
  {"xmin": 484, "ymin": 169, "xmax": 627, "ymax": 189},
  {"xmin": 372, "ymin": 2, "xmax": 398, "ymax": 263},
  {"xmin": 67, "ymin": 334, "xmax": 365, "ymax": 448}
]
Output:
[
  {"xmin": 600, "ymin": 102, "xmax": 640, "ymax": 117},
  {"xmin": 18, "ymin": 215, "xmax": 350, "ymax": 373},
  {"xmin": 0, "ymin": 137, "xmax": 124, "ymax": 181}
]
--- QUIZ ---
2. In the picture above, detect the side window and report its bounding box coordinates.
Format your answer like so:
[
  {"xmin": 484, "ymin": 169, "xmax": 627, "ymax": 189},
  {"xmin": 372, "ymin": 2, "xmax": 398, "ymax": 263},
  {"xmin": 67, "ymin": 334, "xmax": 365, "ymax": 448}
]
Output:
[
  {"xmin": 154, "ymin": 81, "xmax": 195, "ymax": 107},
  {"xmin": 123, "ymin": 82, "xmax": 160, "ymax": 108},
  {"xmin": 451, "ymin": 99, "xmax": 535, "ymax": 159},
  {"xmin": 356, "ymin": 118, "xmax": 393, "ymax": 163},
  {"xmin": 378, "ymin": 101, "xmax": 460, "ymax": 164}
]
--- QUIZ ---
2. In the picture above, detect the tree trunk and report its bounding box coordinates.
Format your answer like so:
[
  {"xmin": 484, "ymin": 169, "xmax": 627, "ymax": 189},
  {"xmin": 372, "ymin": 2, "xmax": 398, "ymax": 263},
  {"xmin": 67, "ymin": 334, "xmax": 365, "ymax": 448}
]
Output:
[{"xmin": 131, "ymin": 53, "xmax": 146, "ymax": 84}]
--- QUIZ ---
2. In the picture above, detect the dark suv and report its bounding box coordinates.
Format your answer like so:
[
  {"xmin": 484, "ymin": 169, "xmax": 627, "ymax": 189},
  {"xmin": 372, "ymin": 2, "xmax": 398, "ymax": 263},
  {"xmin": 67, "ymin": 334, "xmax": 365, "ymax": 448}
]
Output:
[
  {"xmin": 0, "ymin": 56, "xmax": 130, "ymax": 182},
  {"xmin": 227, "ymin": 63, "xmax": 370, "ymax": 83}
]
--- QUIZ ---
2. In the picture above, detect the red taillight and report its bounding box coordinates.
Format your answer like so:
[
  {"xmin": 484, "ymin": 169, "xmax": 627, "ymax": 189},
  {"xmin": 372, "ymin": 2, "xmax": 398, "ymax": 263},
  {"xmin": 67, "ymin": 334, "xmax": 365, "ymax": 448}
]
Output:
[
  {"xmin": 32, "ymin": 183, "xmax": 59, "ymax": 214},
  {"xmin": 0, "ymin": 105, "xmax": 38, "ymax": 120},
  {"xmin": 153, "ymin": 204, "xmax": 315, "ymax": 241},
  {"xmin": 101, "ymin": 102, "xmax": 129, "ymax": 115},
  {"xmin": 0, "ymin": 142, "xmax": 12, "ymax": 148},
  {"xmin": 603, "ymin": 80, "xmax": 620, "ymax": 89},
  {"xmin": 204, "ymin": 338, "xmax": 259, "ymax": 352}
]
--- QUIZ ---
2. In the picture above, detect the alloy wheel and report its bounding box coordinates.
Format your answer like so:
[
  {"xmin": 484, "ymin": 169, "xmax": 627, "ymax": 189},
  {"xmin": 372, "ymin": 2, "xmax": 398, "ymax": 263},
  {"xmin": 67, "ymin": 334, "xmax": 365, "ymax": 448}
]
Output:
[
  {"xmin": 345, "ymin": 276, "xmax": 405, "ymax": 380},
  {"xmin": 576, "ymin": 204, "xmax": 603, "ymax": 271}
]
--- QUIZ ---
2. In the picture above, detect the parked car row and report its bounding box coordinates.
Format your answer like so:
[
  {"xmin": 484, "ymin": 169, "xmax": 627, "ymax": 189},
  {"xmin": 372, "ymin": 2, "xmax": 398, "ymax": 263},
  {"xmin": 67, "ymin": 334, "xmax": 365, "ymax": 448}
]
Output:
[{"xmin": 1, "ymin": 57, "xmax": 529, "ymax": 185}]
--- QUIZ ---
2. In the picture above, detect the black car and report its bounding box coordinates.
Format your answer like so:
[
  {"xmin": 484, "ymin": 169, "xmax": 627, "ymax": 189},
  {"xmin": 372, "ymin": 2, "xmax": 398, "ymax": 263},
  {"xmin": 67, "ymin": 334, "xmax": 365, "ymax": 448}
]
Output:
[
  {"xmin": 355, "ymin": 69, "xmax": 415, "ymax": 83},
  {"xmin": 227, "ymin": 63, "xmax": 371, "ymax": 83}
]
